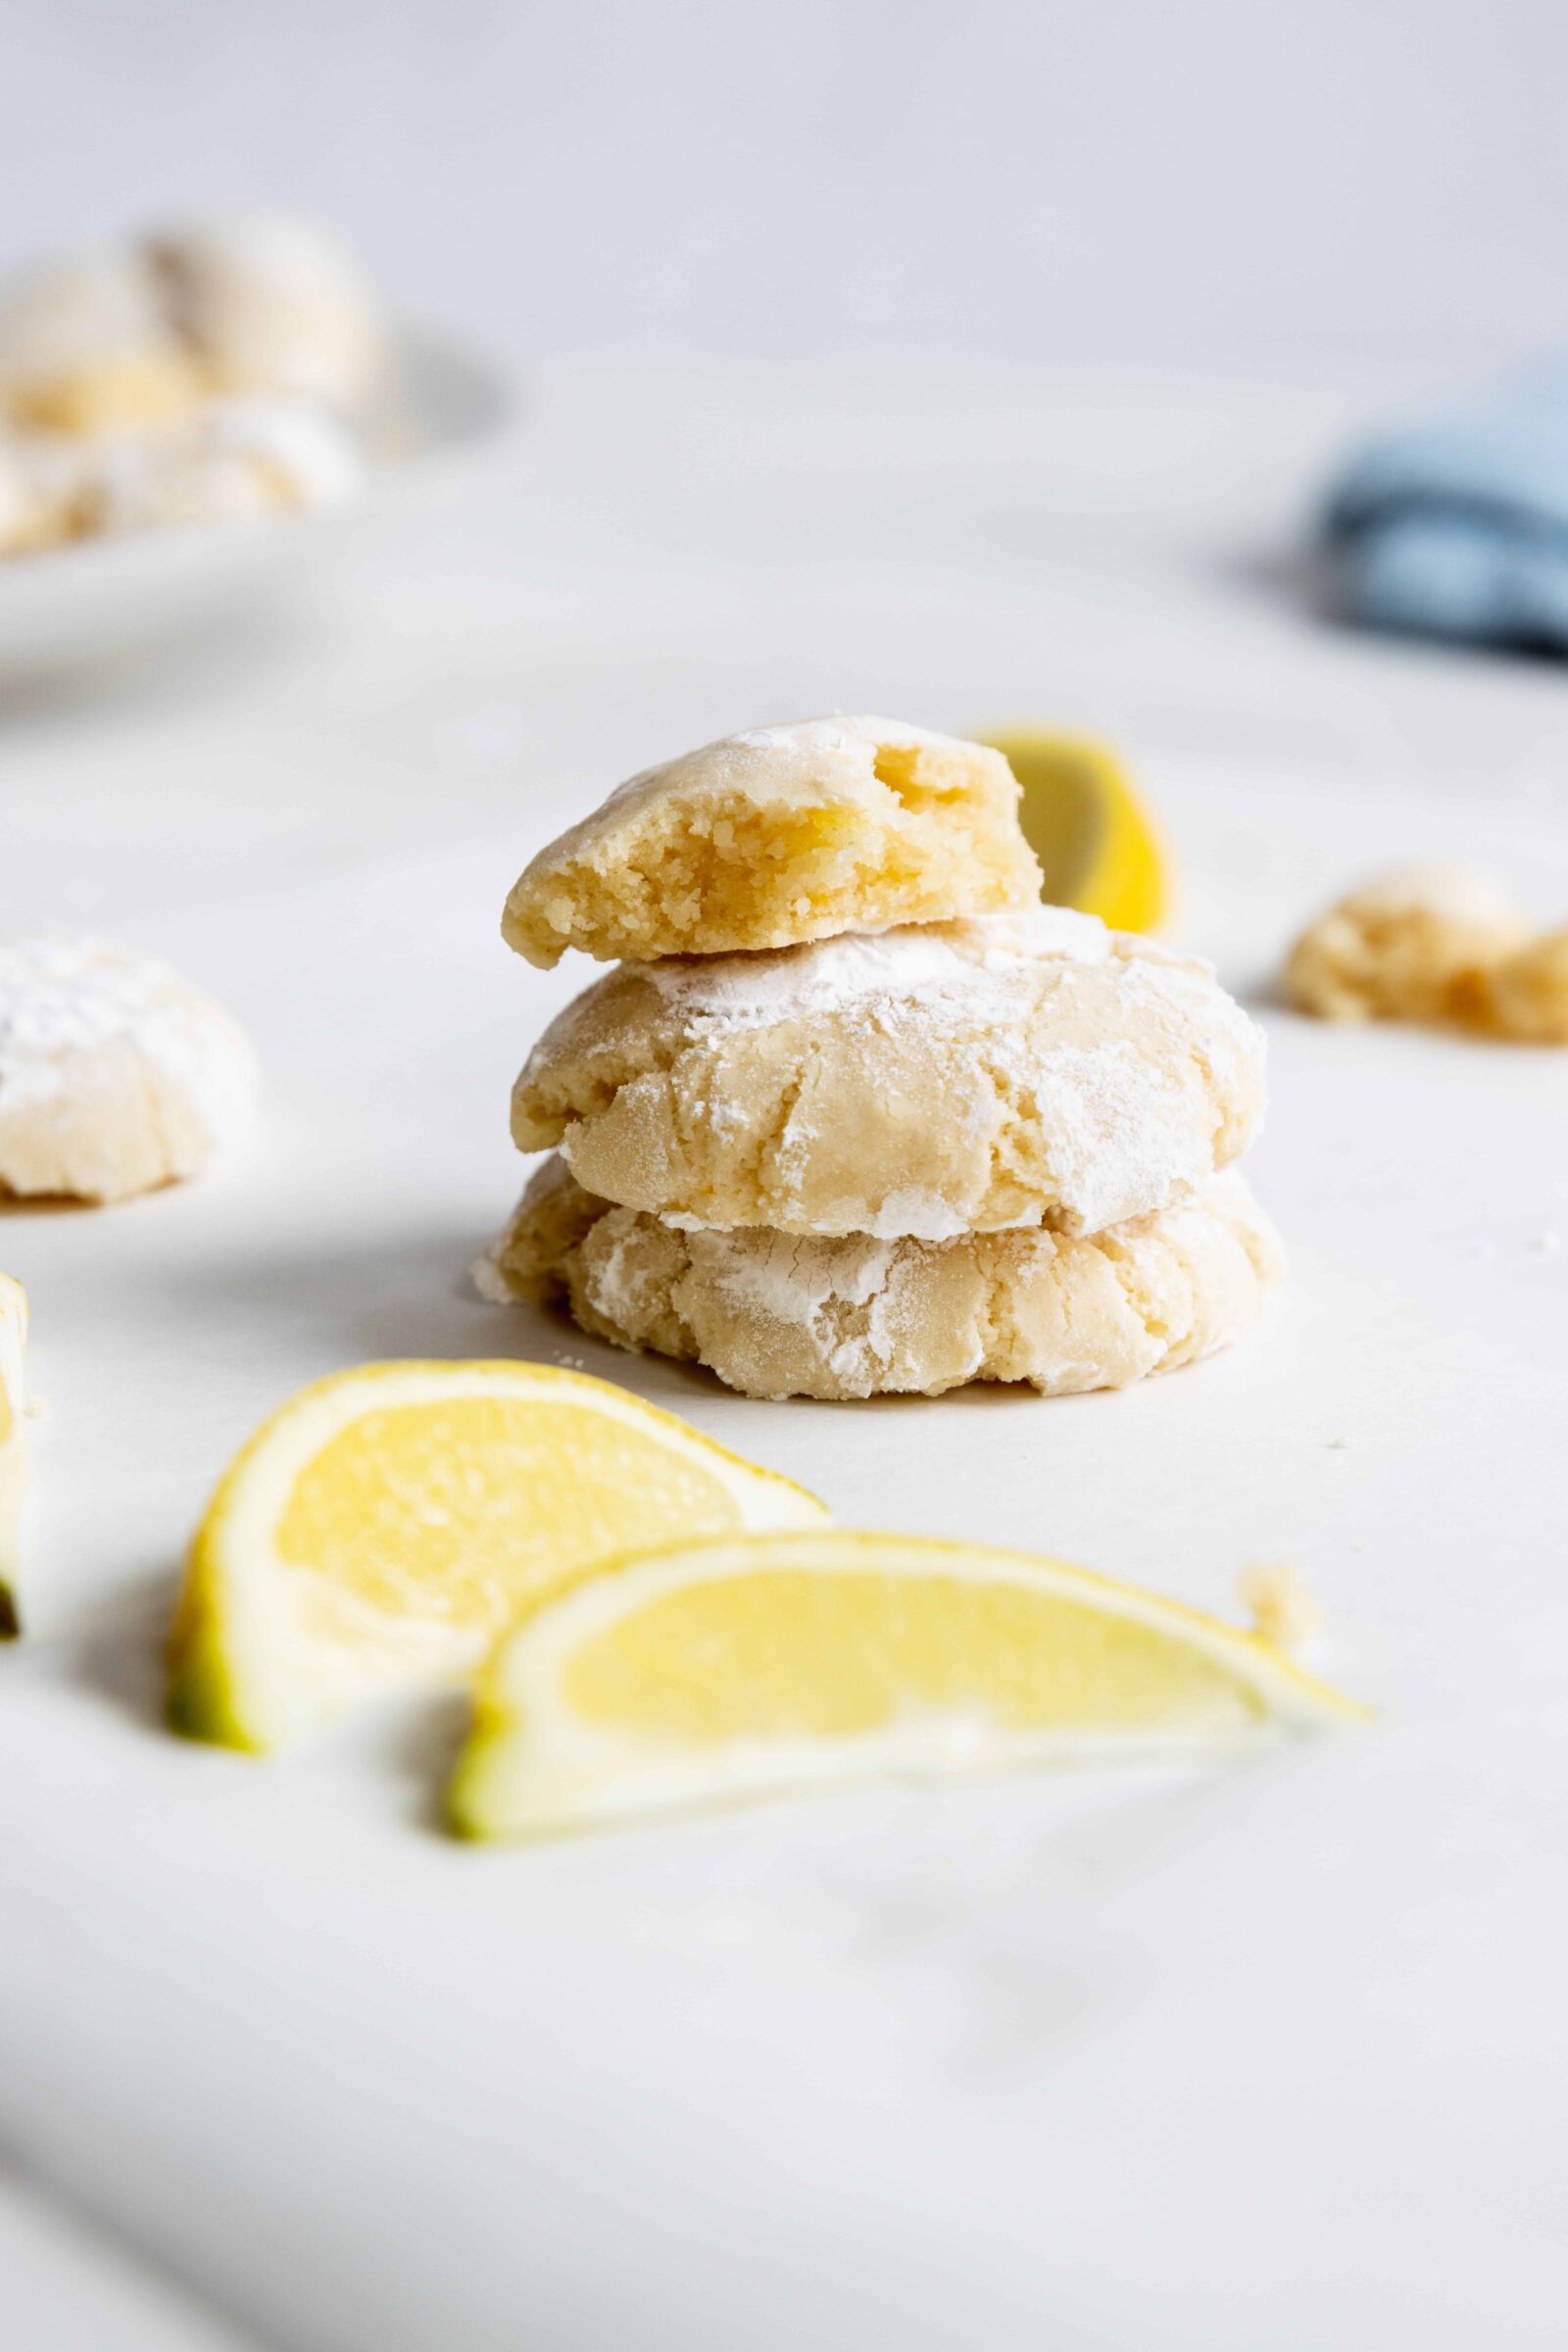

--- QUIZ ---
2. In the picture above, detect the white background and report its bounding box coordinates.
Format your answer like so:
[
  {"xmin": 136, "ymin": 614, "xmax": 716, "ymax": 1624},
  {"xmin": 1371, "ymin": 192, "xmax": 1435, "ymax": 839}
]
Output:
[
  {"xmin": 6, "ymin": 0, "xmax": 1568, "ymax": 369},
  {"xmin": 5, "ymin": 5, "xmax": 1568, "ymax": 2350}
]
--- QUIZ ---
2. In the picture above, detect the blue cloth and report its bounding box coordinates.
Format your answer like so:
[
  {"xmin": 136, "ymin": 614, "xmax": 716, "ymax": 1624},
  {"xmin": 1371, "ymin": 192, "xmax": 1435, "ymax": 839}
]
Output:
[{"xmin": 1322, "ymin": 362, "xmax": 1568, "ymax": 653}]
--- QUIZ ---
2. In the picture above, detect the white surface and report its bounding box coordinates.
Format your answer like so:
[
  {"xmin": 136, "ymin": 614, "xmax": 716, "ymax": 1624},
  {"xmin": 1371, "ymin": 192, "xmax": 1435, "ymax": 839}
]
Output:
[
  {"xmin": 0, "ymin": 326, "xmax": 514, "ymax": 672},
  {"xmin": 5, "ymin": 0, "xmax": 1568, "ymax": 371},
  {"xmin": 2, "ymin": 356, "xmax": 1567, "ymax": 2351},
  {"xmin": 0, "ymin": 2167, "xmax": 255, "ymax": 2352}
]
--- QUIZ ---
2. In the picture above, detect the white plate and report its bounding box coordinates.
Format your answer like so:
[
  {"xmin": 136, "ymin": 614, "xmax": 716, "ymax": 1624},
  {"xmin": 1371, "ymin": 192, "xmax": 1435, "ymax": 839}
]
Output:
[{"xmin": 0, "ymin": 323, "xmax": 517, "ymax": 674}]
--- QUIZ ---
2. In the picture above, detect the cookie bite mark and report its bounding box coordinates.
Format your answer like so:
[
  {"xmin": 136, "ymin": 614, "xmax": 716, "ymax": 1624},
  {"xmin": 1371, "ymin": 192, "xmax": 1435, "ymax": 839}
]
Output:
[{"xmin": 500, "ymin": 716, "xmax": 1044, "ymax": 968}]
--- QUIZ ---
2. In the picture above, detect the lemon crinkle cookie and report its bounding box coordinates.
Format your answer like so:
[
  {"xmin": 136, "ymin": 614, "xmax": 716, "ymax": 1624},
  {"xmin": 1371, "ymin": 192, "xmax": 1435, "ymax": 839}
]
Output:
[
  {"xmin": 1473, "ymin": 928, "xmax": 1568, "ymax": 1043},
  {"xmin": 513, "ymin": 906, "xmax": 1265, "ymax": 1240},
  {"xmin": 0, "ymin": 936, "xmax": 255, "ymax": 1202},
  {"xmin": 501, "ymin": 715, "xmax": 1044, "ymax": 968},
  {"xmin": 480, "ymin": 1159, "xmax": 1284, "ymax": 1402},
  {"xmin": 0, "ymin": 252, "xmax": 203, "ymax": 437},
  {"xmin": 149, "ymin": 214, "xmax": 386, "ymax": 411},
  {"xmin": 0, "ymin": 214, "xmax": 384, "ymax": 441},
  {"xmin": 0, "ymin": 1274, "xmax": 26, "ymax": 1634},
  {"xmin": 72, "ymin": 399, "xmax": 365, "ymax": 537},
  {"xmin": 1284, "ymin": 865, "xmax": 1530, "ymax": 1024}
]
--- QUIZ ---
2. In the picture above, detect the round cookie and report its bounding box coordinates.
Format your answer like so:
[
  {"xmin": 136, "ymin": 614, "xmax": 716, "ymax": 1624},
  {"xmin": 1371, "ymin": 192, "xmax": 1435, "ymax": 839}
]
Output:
[
  {"xmin": 1470, "ymin": 927, "xmax": 1568, "ymax": 1044},
  {"xmin": 501, "ymin": 715, "xmax": 1044, "ymax": 968},
  {"xmin": 73, "ymin": 399, "xmax": 365, "ymax": 537},
  {"xmin": 1284, "ymin": 866, "xmax": 1529, "ymax": 1024},
  {"xmin": 0, "ymin": 935, "xmax": 256, "ymax": 1202},
  {"xmin": 0, "ymin": 253, "xmax": 205, "ymax": 438},
  {"xmin": 514, "ymin": 907, "xmax": 1266, "ymax": 1240},
  {"xmin": 149, "ymin": 214, "xmax": 386, "ymax": 411},
  {"xmin": 0, "ymin": 437, "xmax": 77, "ymax": 557},
  {"xmin": 479, "ymin": 1159, "xmax": 1285, "ymax": 1402}
]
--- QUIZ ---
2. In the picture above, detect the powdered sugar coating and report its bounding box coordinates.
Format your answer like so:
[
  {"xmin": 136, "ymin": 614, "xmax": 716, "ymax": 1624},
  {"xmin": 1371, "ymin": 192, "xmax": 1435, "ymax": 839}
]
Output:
[
  {"xmin": 77, "ymin": 398, "xmax": 364, "ymax": 535},
  {"xmin": 481, "ymin": 1159, "xmax": 1285, "ymax": 1401},
  {"xmin": 501, "ymin": 714, "xmax": 1041, "ymax": 967},
  {"xmin": 0, "ymin": 934, "xmax": 255, "ymax": 1201},
  {"xmin": 514, "ymin": 912, "xmax": 1265, "ymax": 1239}
]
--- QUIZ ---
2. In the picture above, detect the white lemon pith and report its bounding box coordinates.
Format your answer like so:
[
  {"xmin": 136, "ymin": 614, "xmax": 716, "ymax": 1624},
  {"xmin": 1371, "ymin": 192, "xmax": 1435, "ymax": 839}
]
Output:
[
  {"xmin": 167, "ymin": 1361, "xmax": 827, "ymax": 1752},
  {"xmin": 0, "ymin": 1274, "xmax": 27, "ymax": 1636},
  {"xmin": 450, "ymin": 1530, "xmax": 1365, "ymax": 1840}
]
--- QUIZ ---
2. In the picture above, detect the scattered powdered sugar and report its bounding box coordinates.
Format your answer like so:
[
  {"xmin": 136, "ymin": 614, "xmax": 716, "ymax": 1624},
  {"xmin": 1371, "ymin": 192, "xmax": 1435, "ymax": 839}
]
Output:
[
  {"xmin": 633, "ymin": 906, "xmax": 1113, "ymax": 1020},
  {"xmin": 0, "ymin": 932, "xmax": 254, "ymax": 1141}
]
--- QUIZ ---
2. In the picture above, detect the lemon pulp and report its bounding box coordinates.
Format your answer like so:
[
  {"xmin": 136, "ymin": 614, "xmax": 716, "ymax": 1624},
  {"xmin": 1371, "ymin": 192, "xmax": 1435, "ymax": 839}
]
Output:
[
  {"xmin": 170, "ymin": 1360, "xmax": 827, "ymax": 1751},
  {"xmin": 563, "ymin": 1569, "xmax": 1264, "ymax": 1741},
  {"xmin": 453, "ymin": 1531, "xmax": 1363, "ymax": 1839},
  {"xmin": 277, "ymin": 1397, "xmax": 748, "ymax": 1626},
  {"xmin": 979, "ymin": 730, "xmax": 1171, "ymax": 934}
]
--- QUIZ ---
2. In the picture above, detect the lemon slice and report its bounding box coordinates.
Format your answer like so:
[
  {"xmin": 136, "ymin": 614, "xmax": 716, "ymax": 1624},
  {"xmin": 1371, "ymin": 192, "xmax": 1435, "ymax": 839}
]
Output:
[
  {"xmin": 168, "ymin": 1361, "xmax": 828, "ymax": 1752},
  {"xmin": 449, "ymin": 1530, "xmax": 1365, "ymax": 1840},
  {"xmin": 0, "ymin": 1274, "xmax": 27, "ymax": 1638},
  {"xmin": 980, "ymin": 730, "xmax": 1172, "ymax": 934}
]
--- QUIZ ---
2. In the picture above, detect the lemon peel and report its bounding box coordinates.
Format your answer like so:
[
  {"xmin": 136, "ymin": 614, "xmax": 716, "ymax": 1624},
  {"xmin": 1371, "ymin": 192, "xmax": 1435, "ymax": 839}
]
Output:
[
  {"xmin": 450, "ymin": 1529, "xmax": 1366, "ymax": 1841},
  {"xmin": 167, "ymin": 1360, "xmax": 827, "ymax": 1752}
]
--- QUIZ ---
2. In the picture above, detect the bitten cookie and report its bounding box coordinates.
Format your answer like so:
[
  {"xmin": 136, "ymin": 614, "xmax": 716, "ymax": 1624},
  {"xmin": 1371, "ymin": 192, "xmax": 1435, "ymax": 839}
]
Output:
[
  {"xmin": 514, "ymin": 907, "xmax": 1266, "ymax": 1239},
  {"xmin": 0, "ymin": 1272, "xmax": 25, "ymax": 1634},
  {"xmin": 1284, "ymin": 866, "xmax": 1530, "ymax": 1024},
  {"xmin": 1468, "ymin": 928, "xmax": 1568, "ymax": 1044},
  {"xmin": 479, "ymin": 1159, "xmax": 1285, "ymax": 1402},
  {"xmin": 0, "ymin": 936, "xmax": 256, "ymax": 1202},
  {"xmin": 501, "ymin": 715, "xmax": 1044, "ymax": 968}
]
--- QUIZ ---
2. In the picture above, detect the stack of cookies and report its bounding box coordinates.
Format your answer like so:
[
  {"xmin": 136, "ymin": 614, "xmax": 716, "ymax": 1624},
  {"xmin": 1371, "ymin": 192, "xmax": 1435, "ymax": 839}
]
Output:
[{"xmin": 478, "ymin": 716, "xmax": 1281, "ymax": 1401}]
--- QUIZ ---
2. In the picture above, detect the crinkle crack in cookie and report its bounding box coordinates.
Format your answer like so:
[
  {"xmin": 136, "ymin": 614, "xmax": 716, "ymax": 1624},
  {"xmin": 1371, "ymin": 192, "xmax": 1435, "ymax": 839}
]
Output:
[
  {"xmin": 501, "ymin": 715, "xmax": 1044, "ymax": 968},
  {"xmin": 1284, "ymin": 866, "xmax": 1530, "ymax": 1024},
  {"xmin": 0, "ymin": 936, "xmax": 255, "ymax": 1203},
  {"xmin": 479, "ymin": 1160, "xmax": 1285, "ymax": 1402},
  {"xmin": 148, "ymin": 214, "xmax": 386, "ymax": 412},
  {"xmin": 514, "ymin": 906, "xmax": 1266, "ymax": 1239}
]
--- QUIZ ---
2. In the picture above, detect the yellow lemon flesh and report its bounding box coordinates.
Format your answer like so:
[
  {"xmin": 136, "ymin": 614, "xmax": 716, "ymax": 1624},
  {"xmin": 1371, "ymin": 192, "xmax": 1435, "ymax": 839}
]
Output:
[
  {"xmin": 980, "ymin": 730, "xmax": 1172, "ymax": 934},
  {"xmin": 450, "ymin": 1530, "xmax": 1365, "ymax": 1841},
  {"xmin": 168, "ymin": 1361, "xmax": 828, "ymax": 1753},
  {"xmin": 0, "ymin": 1274, "xmax": 27, "ymax": 1638}
]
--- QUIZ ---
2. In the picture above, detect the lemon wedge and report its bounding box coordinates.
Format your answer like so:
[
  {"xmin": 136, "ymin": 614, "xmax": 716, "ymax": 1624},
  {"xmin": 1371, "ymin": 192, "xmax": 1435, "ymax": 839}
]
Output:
[
  {"xmin": 980, "ymin": 729, "xmax": 1172, "ymax": 934},
  {"xmin": 167, "ymin": 1361, "xmax": 828, "ymax": 1752},
  {"xmin": 449, "ymin": 1529, "xmax": 1365, "ymax": 1840},
  {"xmin": 0, "ymin": 1273, "xmax": 27, "ymax": 1638}
]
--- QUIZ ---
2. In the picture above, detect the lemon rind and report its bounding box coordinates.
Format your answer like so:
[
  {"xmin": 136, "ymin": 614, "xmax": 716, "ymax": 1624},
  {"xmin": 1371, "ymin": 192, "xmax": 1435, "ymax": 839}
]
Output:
[
  {"xmin": 168, "ymin": 1360, "xmax": 827, "ymax": 1754},
  {"xmin": 979, "ymin": 729, "xmax": 1173, "ymax": 936},
  {"xmin": 449, "ymin": 1529, "xmax": 1369, "ymax": 1841}
]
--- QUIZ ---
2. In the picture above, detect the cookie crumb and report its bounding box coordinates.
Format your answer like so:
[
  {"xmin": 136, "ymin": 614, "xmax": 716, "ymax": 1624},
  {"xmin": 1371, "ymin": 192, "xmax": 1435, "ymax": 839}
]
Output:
[{"xmin": 1238, "ymin": 1561, "xmax": 1322, "ymax": 1654}]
